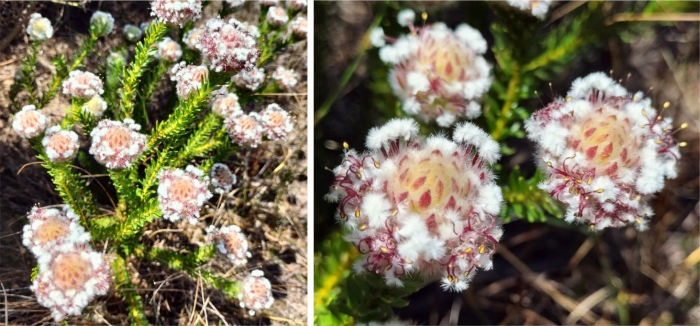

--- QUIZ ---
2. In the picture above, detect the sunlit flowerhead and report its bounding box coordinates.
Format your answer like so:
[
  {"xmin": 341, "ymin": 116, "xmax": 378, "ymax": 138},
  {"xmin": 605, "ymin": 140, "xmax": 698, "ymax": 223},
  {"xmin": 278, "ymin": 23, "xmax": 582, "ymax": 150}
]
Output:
[
  {"xmin": 232, "ymin": 67, "xmax": 266, "ymax": 91},
  {"xmin": 31, "ymin": 244, "xmax": 112, "ymax": 322},
  {"xmin": 42, "ymin": 126, "xmax": 79, "ymax": 163},
  {"xmin": 89, "ymin": 119, "xmax": 148, "ymax": 169},
  {"xmin": 326, "ymin": 118, "xmax": 503, "ymax": 291},
  {"xmin": 212, "ymin": 92, "xmax": 243, "ymax": 118},
  {"xmin": 27, "ymin": 13, "xmax": 54, "ymax": 41},
  {"xmin": 238, "ymin": 270, "xmax": 274, "ymax": 316},
  {"xmin": 506, "ymin": 0, "xmax": 552, "ymax": 20},
  {"xmin": 196, "ymin": 18, "xmax": 260, "ymax": 73},
  {"xmin": 259, "ymin": 103, "xmax": 293, "ymax": 141},
  {"xmin": 377, "ymin": 16, "xmax": 491, "ymax": 127},
  {"xmin": 90, "ymin": 11, "xmax": 115, "ymax": 37},
  {"xmin": 289, "ymin": 16, "xmax": 307, "ymax": 38},
  {"xmin": 287, "ymin": 0, "xmax": 307, "ymax": 11},
  {"xmin": 207, "ymin": 224, "xmax": 250, "ymax": 265},
  {"xmin": 171, "ymin": 62, "xmax": 208, "ymax": 99},
  {"xmin": 82, "ymin": 95, "xmax": 108, "ymax": 117},
  {"xmin": 156, "ymin": 37, "xmax": 183, "ymax": 62},
  {"xmin": 22, "ymin": 206, "xmax": 90, "ymax": 258},
  {"xmin": 123, "ymin": 24, "xmax": 143, "ymax": 42},
  {"xmin": 209, "ymin": 163, "xmax": 237, "ymax": 193},
  {"xmin": 157, "ymin": 165, "xmax": 213, "ymax": 224},
  {"xmin": 151, "ymin": 0, "xmax": 202, "ymax": 27},
  {"xmin": 224, "ymin": 112, "xmax": 264, "ymax": 147},
  {"xmin": 183, "ymin": 26, "xmax": 204, "ymax": 50},
  {"xmin": 266, "ymin": 6, "xmax": 288, "ymax": 27},
  {"xmin": 525, "ymin": 72, "xmax": 682, "ymax": 231},
  {"xmin": 271, "ymin": 66, "xmax": 299, "ymax": 91},
  {"xmin": 12, "ymin": 105, "xmax": 48, "ymax": 139},
  {"xmin": 62, "ymin": 70, "xmax": 104, "ymax": 99}
]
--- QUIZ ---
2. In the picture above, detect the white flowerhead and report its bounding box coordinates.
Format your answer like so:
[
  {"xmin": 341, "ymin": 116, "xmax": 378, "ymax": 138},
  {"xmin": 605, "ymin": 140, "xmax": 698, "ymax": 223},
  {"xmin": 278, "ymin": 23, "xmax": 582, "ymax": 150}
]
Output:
[
  {"xmin": 506, "ymin": 0, "xmax": 552, "ymax": 20},
  {"xmin": 156, "ymin": 37, "xmax": 183, "ymax": 62},
  {"xmin": 157, "ymin": 165, "xmax": 213, "ymax": 224},
  {"xmin": 525, "ymin": 72, "xmax": 682, "ymax": 231},
  {"xmin": 183, "ymin": 27, "xmax": 204, "ymax": 50},
  {"xmin": 209, "ymin": 163, "xmax": 237, "ymax": 193},
  {"xmin": 327, "ymin": 118, "xmax": 503, "ymax": 291},
  {"xmin": 259, "ymin": 103, "xmax": 293, "ymax": 141},
  {"xmin": 22, "ymin": 206, "xmax": 90, "ymax": 258},
  {"xmin": 272, "ymin": 66, "xmax": 299, "ymax": 91},
  {"xmin": 82, "ymin": 95, "xmax": 107, "ymax": 117},
  {"xmin": 379, "ymin": 22, "xmax": 492, "ymax": 127},
  {"xmin": 370, "ymin": 27, "xmax": 386, "ymax": 47},
  {"xmin": 151, "ymin": 0, "xmax": 202, "ymax": 27},
  {"xmin": 212, "ymin": 92, "xmax": 243, "ymax": 118},
  {"xmin": 208, "ymin": 225, "xmax": 250, "ymax": 265},
  {"xmin": 27, "ymin": 13, "xmax": 54, "ymax": 41},
  {"xmin": 13, "ymin": 105, "xmax": 47, "ymax": 139},
  {"xmin": 90, "ymin": 11, "xmax": 115, "ymax": 37},
  {"xmin": 31, "ymin": 244, "xmax": 111, "ymax": 322},
  {"xmin": 224, "ymin": 112, "xmax": 263, "ymax": 147},
  {"xmin": 122, "ymin": 24, "xmax": 143, "ymax": 42},
  {"xmin": 233, "ymin": 18, "xmax": 261, "ymax": 38},
  {"xmin": 195, "ymin": 18, "xmax": 260, "ymax": 73},
  {"xmin": 238, "ymin": 270, "xmax": 274, "ymax": 316},
  {"xmin": 232, "ymin": 67, "xmax": 266, "ymax": 91},
  {"xmin": 288, "ymin": 0, "xmax": 307, "ymax": 11},
  {"xmin": 266, "ymin": 6, "xmax": 289, "ymax": 27},
  {"xmin": 62, "ymin": 70, "xmax": 104, "ymax": 99},
  {"xmin": 89, "ymin": 119, "xmax": 148, "ymax": 169},
  {"xmin": 260, "ymin": 0, "xmax": 279, "ymax": 6},
  {"xmin": 397, "ymin": 9, "xmax": 416, "ymax": 27},
  {"xmin": 227, "ymin": 0, "xmax": 246, "ymax": 7},
  {"xmin": 289, "ymin": 16, "xmax": 307, "ymax": 38},
  {"xmin": 171, "ymin": 62, "xmax": 208, "ymax": 99},
  {"xmin": 42, "ymin": 126, "xmax": 79, "ymax": 163}
]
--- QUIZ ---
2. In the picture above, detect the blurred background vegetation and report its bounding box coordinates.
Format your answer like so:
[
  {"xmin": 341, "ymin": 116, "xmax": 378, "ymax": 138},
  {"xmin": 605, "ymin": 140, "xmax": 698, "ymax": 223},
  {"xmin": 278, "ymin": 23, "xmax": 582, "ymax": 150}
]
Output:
[{"xmin": 314, "ymin": 1, "xmax": 699, "ymax": 324}]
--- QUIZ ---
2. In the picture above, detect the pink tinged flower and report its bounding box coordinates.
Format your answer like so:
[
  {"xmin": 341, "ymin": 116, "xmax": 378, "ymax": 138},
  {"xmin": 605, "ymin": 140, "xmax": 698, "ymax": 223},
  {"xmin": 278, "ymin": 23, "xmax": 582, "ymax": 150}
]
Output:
[
  {"xmin": 379, "ymin": 23, "xmax": 491, "ymax": 127},
  {"xmin": 12, "ymin": 105, "xmax": 47, "ymax": 138},
  {"xmin": 260, "ymin": 0, "xmax": 279, "ymax": 6},
  {"xmin": 210, "ymin": 163, "xmax": 237, "ymax": 193},
  {"xmin": 289, "ymin": 16, "xmax": 307, "ymax": 38},
  {"xmin": 287, "ymin": 0, "xmax": 307, "ymax": 11},
  {"xmin": 151, "ymin": 0, "xmax": 202, "ymax": 27},
  {"xmin": 196, "ymin": 18, "xmax": 260, "ymax": 73},
  {"xmin": 27, "ymin": 13, "xmax": 54, "ymax": 41},
  {"xmin": 207, "ymin": 224, "xmax": 250, "ymax": 265},
  {"xmin": 525, "ymin": 72, "xmax": 682, "ymax": 231},
  {"xmin": 232, "ymin": 67, "xmax": 265, "ymax": 91},
  {"xmin": 82, "ymin": 95, "xmax": 107, "ymax": 117},
  {"xmin": 212, "ymin": 92, "xmax": 243, "ymax": 118},
  {"xmin": 42, "ymin": 126, "xmax": 79, "ymax": 163},
  {"xmin": 89, "ymin": 119, "xmax": 148, "ymax": 169},
  {"xmin": 238, "ymin": 270, "xmax": 274, "ymax": 316},
  {"xmin": 506, "ymin": 0, "xmax": 552, "ymax": 20},
  {"xmin": 22, "ymin": 206, "xmax": 90, "ymax": 258},
  {"xmin": 266, "ymin": 6, "xmax": 289, "ymax": 27},
  {"xmin": 224, "ymin": 112, "xmax": 263, "ymax": 147},
  {"xmin": 31, "ymin": 244, "xmax": 111, "ymax": 322},
  {"xmin": 157, "ymin": 165, "xmax": 213, "ymax": 224},
  {"xmin": 259, "ymin": 103, "xmax": 293, "ymax": 141},
  {"xmin": 272, "ymin": 66, "xmax": 299, "ymax": 90},
  {"xmin": 183, "ymin": 27, "xmax": 203, "ymax": 50},
  {"xmin": 171, "ymin": 62, "xmax": 208, "ymax": 99},
  {"xmin": 62, "ymin": 70, "xmax": 104, "ymax": 99},
  {"xmin": 326, "ymin": 118, "xmax": 503, "ymax": 291},
  {"xmin": 156, "ymin": 37, "xmax": 183, "ymax": 62}
]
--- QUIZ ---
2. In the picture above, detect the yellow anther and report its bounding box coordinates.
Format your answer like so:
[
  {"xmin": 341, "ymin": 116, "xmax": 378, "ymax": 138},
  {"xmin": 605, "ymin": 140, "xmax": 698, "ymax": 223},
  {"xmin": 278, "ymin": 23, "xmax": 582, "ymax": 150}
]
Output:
[
  {"xmin": 476, "ymin": 263, "xmax": 482, "ymax": 268},
  {"xmin": 663, "ymin": 102, "xmax": 670, "ymax": 108},
  {"xmin": 547, "ymin": 161, "xmax": 553, "ymax": 166},
  {"xmin": 585, "ymin": 196, "xmax": 590, "ymax": 200},
  {"xmin": 354, "ymin": 172, "xmax": 362, "ymax": 178},
  {"xmin": 570, "ymin": 154, "xmax": 576, "ymax": 159},
  {"xmin": 447, "ymin": 275, "xmax": 453, "ymax": 282},
  {"xmin": 385, "ymin": 264, "xmax": 392, "ymax": 271},
  {"xmin": 680, "ymin": 122, "xmax": 688, "ymax": 129},
  {"xmin": 465, "ymin": 247, "xmax": 472, "ymax": 253},
  {"xmin": 596, "ymin": 189, "xmax": 604, "ymax": 193},
  {"xmin": 380, "ymin": 246, "xmax": 388, "ymax": 253},
  {"xmin": 343, "ymin": 142, "xmax": 349, "ymax": 149},
  {"xmin": 635, "ymin": 195, "xmax": 641, "ymax": 201},
  {"xmin": 453, "ymin": 277, "xmax": 459, "ymax": 283},
  {"xmin": 642, "ymin": 110, "xmax": 647, "ymax": 116},
  {"xmin": 564, "ymin": 177, "xmax": 570, "ymax": 182},
  {"xmin": 587, "ymin": 178, "xmax": 592, "ymax": 185},
  {"xmin": 479, "ymin": 245, "xmax": 485, "ymax": 254},
  {"xmin": 655, "ymin": 140, "xmax": 662, "ymax": 144},
  {"xmin": 464, "ymin": 271, "xmax": 470, "ymax": 277},
  {"xmin": 590, "ymin": 224, "xmax": 596, "ymax": 229},
  {"xmin": 421, "ymin": 12, "xmax": 428, "ymax": 21},
  {"xmin": 576, "ymin": 179, "xmax": 582, "ymax": 184},
  {"xmin": 374, "ymin": 161, "xmax": 380, "ymax": 168},
  {"xmin": 340, "ymin": 212, "xmax": 347, "ymax": 220},
  {"xmin": 404, "ymin": 258, "xmax": 412, "ymax": 264},
  {"xmin": 679, "ymin": 142, "xmax": 687, "ymax": 147},
  {"xmin": 635, "ymin": 217, "xmax": 642, "ymax": 224},
  {"xmin": 359, "ymin": 224, "xmax": 367, "ymax": 231},
  {"xmin": 566, "ymin": 97, "xmax": 572, "ymax": 102},
  {"xmin": 355, "ymin": 208, "xmax": 360, "ymax": 218},
  {"xmin": 359, "ymin": 166, "xmax": 364, "ymax": 171},
  {"xmin": 392, "ymin": 209, "xmax": 398, "ymax": 216}
]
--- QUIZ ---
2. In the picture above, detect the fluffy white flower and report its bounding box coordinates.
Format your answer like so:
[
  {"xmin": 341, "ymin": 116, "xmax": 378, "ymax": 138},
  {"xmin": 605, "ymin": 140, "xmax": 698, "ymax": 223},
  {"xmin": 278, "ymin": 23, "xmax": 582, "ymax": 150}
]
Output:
[
  {"xmin": 238, "ymin": 270, "xmax": 274, "ymax": 316},
  {"xmin": 156, "ymin": 37, "xmax": 182, "ymax": 62},
  {"xmin": 209, "ymin": 163, "xmax": 237, "ymax": 193},
  {"xmin": 151, "ymin": 0, "xmax": 202, "ymax": 26},
  {"xmin": 272, "ymin": 66, "xmax": 299, "ymax": 90},
  {"xmin": 224, "ymin": 112, "xmax": 263, "ymax": 147},
  {"xmin": 232, "ymin": 67, "xmax": 266, "ymax": 91},
  {"xmin": 397, "ymin": 9, "xmax": 415, "ymax": 27},
  {"xmin": 289, "ymin": 15, "xmax": 307, "ymax": 38},
  {"xmin": 89, "ymin": 119, "xmax": 148, "ymax": 169},
  {"xmin": 171, "ymin": 62, "xmax": 208, "ymax": 99},
  {"xmin": 90, "ymin": 11, "xmax": 115, "ymax": 37},
  {"xmin": 266, "ymin": 6, "xmax": 289, "ymax": 27},
  {"xmin": 26, "ymin": 13, "xmax": 54, "ymax": 41},
  {"xmin": 42, "ymin": 126, "xmax": 79, "ymax": 163},
  {"xmin": 370, "ymin": 27, "xmax": 386, "ymax": 47},
  {"xmin": 195, "ymin": 18, "xmax": 260, "ymax": 72},
  {"xmin": 12, "ymin": 105, "xmax": 47, "ymax": 139},
  {"xmin": 506, "ymin": 0, "xmax": 552, "ymax": 20},
  {"xmin": 82, "ymin": 95, "xmax": 107, "ymax": 117},
  {"xmin": 62, "ymin": 70, "xmax": 104, "ymax": 99},
  {"xmin": 208, "ymin": 225, "xmax": 250, "ymax": 265},
  {"xmin": 259, "ymin": 103, "xmax": 294, "ymax": 140},
  {"xmin": 22, "ymin": 206, "xmax": 90, "ymax": 258},
  {"xmin": 157, "ymin": 165, "xmax": 213, "ymax": 224}
]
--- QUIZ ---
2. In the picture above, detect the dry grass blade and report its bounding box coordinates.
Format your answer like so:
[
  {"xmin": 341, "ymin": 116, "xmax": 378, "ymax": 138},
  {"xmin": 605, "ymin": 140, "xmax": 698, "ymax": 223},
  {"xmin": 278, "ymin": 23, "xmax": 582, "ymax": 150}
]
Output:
[{"xmin": 565, "ymin": 287, "xmax": 614, "ymax": 324}]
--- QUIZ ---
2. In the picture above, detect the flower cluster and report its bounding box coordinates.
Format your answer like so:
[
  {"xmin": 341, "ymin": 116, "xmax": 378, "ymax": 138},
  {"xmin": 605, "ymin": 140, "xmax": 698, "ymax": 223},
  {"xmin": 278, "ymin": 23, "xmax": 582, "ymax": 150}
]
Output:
[
  {"xmin": 151, "ymin": 0, "xmax": 202, "ymax": 26},
  {"xmin": 210, "ymin": 163, "xmax": 237, "ymax": 193},
  {"xmin": 208, "ymin": 225, "xmax": 250, "ymax": 265},
  {"xmin": 42, "ymin": 126, "xmax": 80, "ymax": 163},
  {"xmin": 525, "ymin": 72, "xmax": 682, "ymax": 230},
  {"xmin": 224, "ymin": 112, "xmax": 264, "ymax": 147},
  {"xmin": 156, "ymin": 37, "xmax": 183, "ymax": 62},
  {"xmin": 82, "ymin": 95, "xmax": 108, "ymax": 117},
  {"xmin": 232, "ymin": 67, "xmax": 266, "ymax": 91},
  {"xmin": 326, "ymin": 118, "xmax": 503, "ymax": 291},
  {"xmin": 212, "ymin": 92, "xmax": 242, "ymax": 118},
  {"xmin": 90, "ymin": 11, "xmax": 115, "ymax": 37},
  {"xmin": 259, "ymin": 103, "xmax": 294, "ymax": 140},
  {"xmin": 506, "ymin": 0, "xmax": 552, "ymax": 20},
  {"xmin": 12, "ymin": 105, "xmax": 47, "ymax": 139},
  {"xmin": 272, "ymin": 66, "xmax": 299, "ymax": 91},
  {"xmin": 373, "ymin": 11, "xmax": 491, "ymax": 127},
  {"xmin": 27, "ymin": 13, "xmax": 54, "ymax": 41},
  {"xmin": 89, "ymin": 119, "xmax": 148, "ymax": 169},
  {"xmin": 266, "ymin": 6, "xmax": 289, "ymax": 26},
  {"xmin": 239, "ymin": 270, "xmax": 275, "ymax": 316},
  {"xmin": 195, "ymin": 18, "xmax": 260, "ymax": 73},
  {"xmin": 22, "ymin": 206, "xmax": 90, "ymax": 258},
  {"xmin": 171, "ymin": 62, "xmax": 208, "ymax": 99},
  {"xmin": 157, "ymin": 165, "xmax": 213, "ymax": 224},
  {"xmin": 62, "ymin": 70, "xmax": 104, "ymax": 99},
  {"xmin": 289, "ymin": 16, "xmax": 307, "ymax": 38}
]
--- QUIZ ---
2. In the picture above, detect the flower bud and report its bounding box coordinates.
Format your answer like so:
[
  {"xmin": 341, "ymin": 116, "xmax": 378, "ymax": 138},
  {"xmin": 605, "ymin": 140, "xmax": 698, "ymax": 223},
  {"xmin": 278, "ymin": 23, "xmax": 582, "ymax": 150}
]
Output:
[
  {"xmin": 122, "ymin": 24, "xmax": 143, "ymax": 42},
  {"xmin": 26, "ymin": 13, "xmax": 54, "ymax": 42},
  {"xmin": 90, "ymin": 11, "xmax": 115, "ymax": 37}
]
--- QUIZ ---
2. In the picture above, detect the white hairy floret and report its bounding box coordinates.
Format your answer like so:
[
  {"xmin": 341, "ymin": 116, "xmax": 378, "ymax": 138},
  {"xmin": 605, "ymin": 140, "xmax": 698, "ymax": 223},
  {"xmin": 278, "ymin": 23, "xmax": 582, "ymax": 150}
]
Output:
[
  {"xmin": 90, "ymin": 11, "xmax": 115, "ymax": 37},
  {"xmin": 232, "ymin": 67, "xmax": 266, "ymax": 91},
  {"xmin": 209, "ymin": 163, "xmax": 237, "ymax": 193},
  {"xmin": 27, "ymin": 13, "xmax": 54, "ymax": 41},
  {"xmin": 42, "ymin": 126, "xmax": 79, "ymax": 163},
  {"xmin": 156, "ymin": 37, "xmax": 182, "ymax": 62},
  {"xmin": 266, "ymin": 6, "xmax": 289, "ymax": 27},
  {"xmin": 22, "ymin": 206, "xmax": 90, "ymax": 258},
  {"xmin": 62, "ymin": 70, "xmax": 104, "ymax": 99},
  {"xmin": 506, "ymin": 0, "xmax": 552, "ymax": 20},
  {"xmin": 238, "ymin": 270, "xmax": 274, "ymax": 316},
  {"xmin": 89, "ymin": 119, "xmax": 148, "ymax": 169},
  {"xmin": 259, "ymin": 103, "xmax": 294, "ymax": 141},
  {"xmin": 82, "ymin": 95, "xmax": 107, "ymax": 117},
  {"xmin": 272, "ymin": 66, "xmax": 299, "ymax": 91},
  {"xmin": 224, "ymin": 112, "xmax": 264, "ymax": 147},
  {"xmin": 207, "ymin": 224, "xmax": 250, "ymax": 265},
  {"xmin": 151, "ymin": 0, "xmax": 202, "ymax": 27},
  {"xmin": 157, "ymin": 165, "xmax": 213, "ymax": 225},
  {"xmin": 12, "ymin": 105, "xmax": 47, "ymax": 139},
  {"xmin": 171, "ymin": 62, "xmax": 208, "ymax": 99}
]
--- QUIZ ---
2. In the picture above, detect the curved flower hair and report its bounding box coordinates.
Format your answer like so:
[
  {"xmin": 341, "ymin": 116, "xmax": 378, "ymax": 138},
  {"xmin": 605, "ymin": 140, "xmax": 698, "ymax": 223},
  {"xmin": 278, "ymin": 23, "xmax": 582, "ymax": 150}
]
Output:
[
  {"xmin": 326, "ymin": 118, "xmax": 503, "ymax": 291},
  {"xmin": 525, "ymin": 72, "xmax": 682, "ymax": 231}
]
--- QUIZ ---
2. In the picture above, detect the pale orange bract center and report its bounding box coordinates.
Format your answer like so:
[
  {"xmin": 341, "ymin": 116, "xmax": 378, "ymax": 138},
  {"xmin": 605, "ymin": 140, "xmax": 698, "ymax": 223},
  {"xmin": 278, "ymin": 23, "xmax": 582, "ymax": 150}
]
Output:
[
  {"xmin": 34, "ymin": 218, "xmax": 70, "ymax": 245},
  {"xmin": 573, "ymin": 109, "xmax": 637, "ymax": 171},
  {"xmin": 53, "ymin": 253, "xmax": 92, "ymax": 291},
  {"xmin": 170, "ymin": 178, "xmax": 196, "ymax": 202},
  {"xmin": 239, "ymin": 116, "xmax": 256, "ymax": 131},
  {"xmin": 416, "ymin": 37, "xmax": 472, "ymax": 84},
  {"xmin": 48, "ymin": 133, "xmax": 74, "ymax": 152},
  {"xmin": 104, "ymin": 128, "xmax": 131, "ymax": 150},
  {"xmin": 20, "ymin": 112, "xmax": 41, "ymax": 129}
]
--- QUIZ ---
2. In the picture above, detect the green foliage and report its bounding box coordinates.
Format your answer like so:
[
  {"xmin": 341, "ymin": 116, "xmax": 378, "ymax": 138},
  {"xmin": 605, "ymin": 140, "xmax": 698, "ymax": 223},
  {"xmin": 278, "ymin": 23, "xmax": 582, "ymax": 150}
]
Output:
[
  {"xmin": 113, "ymin": 256, "xmax": 149, "ymax": 326},
  {"xmin": 500, "ymin": 166, "xmax": 563, "ymax": 223}
]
